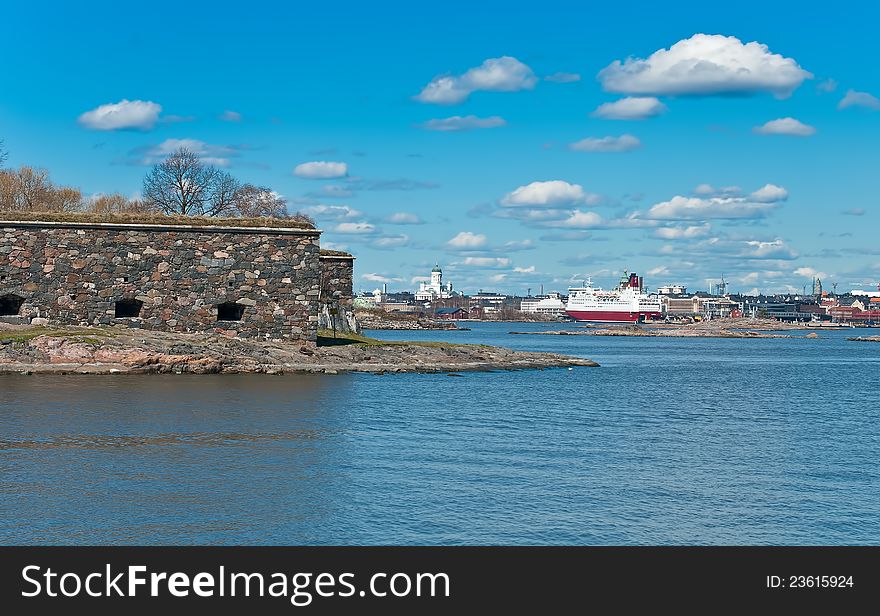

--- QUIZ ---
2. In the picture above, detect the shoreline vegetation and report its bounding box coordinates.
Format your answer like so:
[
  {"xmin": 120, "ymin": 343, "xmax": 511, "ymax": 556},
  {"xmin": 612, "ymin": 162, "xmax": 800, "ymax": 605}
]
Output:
[{"xmin": 0, "ymin": 324, "xmax": 599, "ymax": 375}]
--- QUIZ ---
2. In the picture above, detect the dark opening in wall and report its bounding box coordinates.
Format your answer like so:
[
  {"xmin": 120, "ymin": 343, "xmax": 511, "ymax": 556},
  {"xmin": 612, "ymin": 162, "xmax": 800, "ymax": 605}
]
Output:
[
  {"xmin": 114, "ymin": 298, "xmax": 144, "ymax": 318},
  {"xmin": 217, "ymin": 301, "xmax": 246, "ymax": 322},
  {"xmin": 0, "ymin": 294, "xmax": 25, "ymax": 316}
]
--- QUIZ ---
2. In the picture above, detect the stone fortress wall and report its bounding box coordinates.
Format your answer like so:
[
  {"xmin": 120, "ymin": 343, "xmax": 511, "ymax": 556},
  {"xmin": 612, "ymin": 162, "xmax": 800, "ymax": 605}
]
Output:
[{"xmin": 0, "ymin": 219, "xmax": 348, "ymax": 341}]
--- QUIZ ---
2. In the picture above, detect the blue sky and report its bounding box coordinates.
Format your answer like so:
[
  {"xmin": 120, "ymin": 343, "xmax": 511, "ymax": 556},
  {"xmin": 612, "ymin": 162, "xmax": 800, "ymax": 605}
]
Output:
[{"xmin": 2, "ymin": 1, "xmax": 878, "ymax": 296}]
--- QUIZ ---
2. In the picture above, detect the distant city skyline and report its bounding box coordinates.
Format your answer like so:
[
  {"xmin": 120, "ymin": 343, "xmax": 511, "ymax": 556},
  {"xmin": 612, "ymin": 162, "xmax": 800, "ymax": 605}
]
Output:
[{"xmin": 1, "ymin": 1, "xmax": 878, "ymax": 295}]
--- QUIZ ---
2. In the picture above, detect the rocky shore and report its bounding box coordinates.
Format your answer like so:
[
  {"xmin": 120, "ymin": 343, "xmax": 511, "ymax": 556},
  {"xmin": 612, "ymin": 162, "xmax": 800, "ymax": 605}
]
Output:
[
  {"xmin": 848, "ymin": 336, "xmax": 880, "ymax": 342},
  {"xmin": 0, "ymin": 324, "xmax": 598, "ymax": 375}
]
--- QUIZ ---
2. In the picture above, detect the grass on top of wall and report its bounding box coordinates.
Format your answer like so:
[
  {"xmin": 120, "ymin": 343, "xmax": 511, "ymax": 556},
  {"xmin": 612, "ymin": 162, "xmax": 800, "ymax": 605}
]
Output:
[{"xmin": 0, "ymin": 211, "xmax": 316, "ymax": 230}]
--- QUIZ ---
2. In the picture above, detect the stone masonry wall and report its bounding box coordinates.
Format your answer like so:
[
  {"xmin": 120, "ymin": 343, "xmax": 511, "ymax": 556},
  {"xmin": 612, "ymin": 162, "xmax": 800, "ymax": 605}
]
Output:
[
  {"xmin": 0, "ymin": 222, "xmax": 321, "ymax": 340},
  {"xmin": 319, "ymin": 253, "xmax": 354, "ymax": 307}
]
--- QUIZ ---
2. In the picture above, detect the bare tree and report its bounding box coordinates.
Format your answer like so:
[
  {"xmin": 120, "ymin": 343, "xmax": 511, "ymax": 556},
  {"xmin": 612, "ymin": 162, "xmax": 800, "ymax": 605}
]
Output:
[
  {"xmin": 232, "ymin": 184, "xmax": 288, "ymax": 218},
  {"xmin": 87, "ymin": 193, "xmax": 155, "ymax": 214},
  {"xmin": 142, "ymin": 148, "xmax": 224, "ymax": 216},
  {"xmin": 0, "ymin": 165, "xmax": 82, "ymax": 212},
  {"xmin": 208, "ymin": 170, "xmax": 241, "ymax": 217},
  {"xmin": 0, "ymin": 139, "xmax": 7, "ymax": 167}
]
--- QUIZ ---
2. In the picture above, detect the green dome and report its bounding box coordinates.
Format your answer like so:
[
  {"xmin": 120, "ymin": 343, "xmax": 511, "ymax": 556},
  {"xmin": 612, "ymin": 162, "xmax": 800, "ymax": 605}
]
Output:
[{"xmin": 431, "ymin": 264, "xmax": 442, "ymax": 273}]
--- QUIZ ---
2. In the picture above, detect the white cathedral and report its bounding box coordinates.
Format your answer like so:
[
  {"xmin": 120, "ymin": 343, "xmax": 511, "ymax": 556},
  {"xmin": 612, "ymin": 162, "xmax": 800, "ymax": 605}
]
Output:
[{"xmin": 415, "ymin": 264, "xmax": 455, "ymax": 301}]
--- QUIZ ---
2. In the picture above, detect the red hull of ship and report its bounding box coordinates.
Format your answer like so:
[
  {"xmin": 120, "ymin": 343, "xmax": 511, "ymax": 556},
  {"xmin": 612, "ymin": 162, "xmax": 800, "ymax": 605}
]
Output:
[{"xmin": 565, "ymin": 310, "xmax": 663, "ymax": 323}]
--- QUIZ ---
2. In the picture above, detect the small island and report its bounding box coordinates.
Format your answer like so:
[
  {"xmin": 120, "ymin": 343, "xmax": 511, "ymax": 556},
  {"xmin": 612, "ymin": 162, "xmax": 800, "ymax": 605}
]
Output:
[{"xmin": 0, "ymin": 324, "xmax": 599, "ymax": 375}]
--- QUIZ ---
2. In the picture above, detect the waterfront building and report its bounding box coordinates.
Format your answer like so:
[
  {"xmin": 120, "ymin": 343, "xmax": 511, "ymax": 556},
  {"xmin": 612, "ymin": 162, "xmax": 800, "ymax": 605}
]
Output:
[
  {"xmin": 656, "ymin": 284, "xmax": 687, "ymax": 295},
  {"xmin": 520, "ymin": 293, "xmax": 567, "ymax": 317},
  {"xmin": 415, "ymin": 264, "xmax": 455, "ymax": 301}
]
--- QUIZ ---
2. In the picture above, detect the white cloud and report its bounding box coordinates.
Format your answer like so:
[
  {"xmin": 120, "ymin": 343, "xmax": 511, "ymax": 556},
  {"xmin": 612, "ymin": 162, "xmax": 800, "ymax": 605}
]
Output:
[
  {"xmin": 653, "ymin": 223, "xmax": 711, "ymax": 239},
  {"xmin": 569, "ymin": 134, "xmax": 641, "ymax": 152},
  {"xmin": 490, "ymin": 274, "xmax": 508, "ymax": 283},
  {"xmin": 447, "ymin": 231, "xmax": 487, "ymax": 249},
  {"xmin": 513, "ymin": 265, "xmax": 536, "ymax": 273},
  {"xmin": 698, "ymin": 237, "xmax": 797, "ymax": 260},
  {"xmin": 463, "ymin": 257, "xmax": 511, "ymax": 268},
  {"xmin": 598, "ymin": 34, "xmax": 811, "ymax": 98},
  {"xmin": 333, "ymin": 222, "xmax": 375, "ymax": 234},
  {"xmin": 501, "ymin": 180, "xmax": 595, "ymax": 207},
  {"xmin": 373, "ymin": 234, "xmax": 410, "ymax": 249},
  {"xmin": 794, "ymin": 266, "xmax": 828, "ymax": 278},
  {"xmin": 385, "ymin": 212, "xmax": 423, "ymax": 224},
  {"xmin": 838, "ymin": 89, "xmax": 880, "ymax": 110},
  {"xmin": 545, "ymin": 72, "xmax": 581, "ymax": 83},
  {"xmin": 421, "ymin": 115, "xmax": 506, "ymax": 131},
  {"xmin": 693, "ymin": 184, "xmax": 741, "ymax": 196},
  {"xmin": 647, "ymin": 266, "xmax": 670, "ymax": 276},
  {"xmin": 740, "ymin": 239, "xmax": 798, "ymax": 260},
  {"xmin": 303, "ymin": 205, "xmax": 363, "ymax": 221},
  {"xmin": 817, "ymin": 79, "xmax": 838, "ymax": 93},
  {"xmin": 749, "ymin": 184, "xmax": 789, "ymax": 203},
  {"xmin": 415, "ymin": 56, "xmax": 537, "ymax": 104},
  {"xmin": 540, "ymin": 209, "xmax": 604, "ymax": 229},
  {"xmin": 138, "ymin": 138, "xmax": 237, "ymax": 166},
  {"xmin": 591, "ymin": 97, "xmax": 667, "ymax": 120},
  {"xmin": 648, "ymin": 197, "xmax": 769, "ymax": 220},
  {"xmin": 753, "ymin": 117, "xmax": 816, "ymax": 136},
  {"xmin": 78, "ymin": 99, "xmax": 162, "ymax": 131},
  {"xmin": 220, "ymin": 110, "xmax": 242, "ymax": 122},
  {"xmin": 293, "ymin": 161, "xmax": 349, "ymax": 179},
  {"xmin": 362, "ymin": 273, "xmax": 403, "ymax": 283},
  {"xmin": 842, "ymin": 208, "xmax": 865, "ymax": 216}
]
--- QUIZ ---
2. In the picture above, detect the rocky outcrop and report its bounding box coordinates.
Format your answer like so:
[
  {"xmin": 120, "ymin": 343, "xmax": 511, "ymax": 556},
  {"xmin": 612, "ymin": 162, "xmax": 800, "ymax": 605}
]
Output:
[{"xmin": 0, "ymin": 324, "xmax": 598, "ymax": 374}]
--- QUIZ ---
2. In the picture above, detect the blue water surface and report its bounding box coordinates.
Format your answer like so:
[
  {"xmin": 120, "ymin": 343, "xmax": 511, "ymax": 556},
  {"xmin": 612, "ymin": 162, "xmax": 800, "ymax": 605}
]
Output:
[{"xmin": 0, "ymin": 322, "xmax": 877, "ymax": 545}]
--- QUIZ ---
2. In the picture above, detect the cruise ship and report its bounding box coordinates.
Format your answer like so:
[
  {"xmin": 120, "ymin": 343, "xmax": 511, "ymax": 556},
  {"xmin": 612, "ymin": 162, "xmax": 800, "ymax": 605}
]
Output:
[{"xmin": 565, "ymin": 272, "xmax": 663, "ymax": 323}]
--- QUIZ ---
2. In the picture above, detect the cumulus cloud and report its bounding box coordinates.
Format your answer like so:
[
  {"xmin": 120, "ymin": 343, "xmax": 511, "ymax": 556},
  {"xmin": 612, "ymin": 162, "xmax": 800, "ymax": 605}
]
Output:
[
  {"xmin": 753, "ymin": 117, "xmax": 816, "ymax": 136},
  {"xmin": 220, "ymin": 110, "xmax": 242, "ymax": 122},
  {"xmin": 591, "ymin": 97, "xmax": 667, "ymax": 120},
  {"xmin": 462, "ymin": 257, "xmax": 511, "ymax": 268},
  {"xmin": 838, "ymin": 89, "xmax": 880, "ymax": 110},
  {"xmin": 645, "ymin": 184, "xmax": 789, "ymax": 221},
  {"xmin": 501, "ymin": 180, "xmax": 596, "ymax": 207},
  {"xmin": 794, "ymin": 266, "xmax": 828, "ymax": 278},
  {"xmin": 653, "ymin": 223, "xmax": 711, "ymax": 239},
  {"xmin": 513, "ymin": 265, "xmax": 536, "ymax": 273},
  {"xmin": 421, "ymin": 115, "xmax": 506, "ymax": 131},
  {"xmin": 447, "ymin": 231, "xmax": 488, "ymax": 249},
  {"xmin": 333, "ymin": 222, "xmax": 375, "ymax": 234},
  {"xmin": 539, "ymin": 209, "xmax": 604, "ymax": 229},
  {"xmin": 372, "ymin": 234, "xmax": 410, "ymax": 249},
  {"xmin": 303, "ymin": 204, "xmax": 363, "ymax": 221},
  {"xmin": 598, "ymin": 34, "xmax": 811, "ymax": 98},
  {"xmin": 749, "ymin": 184, "xmax": 789, "ymax": 203},
  {"xmin": 78, "ymin": 99, "xmax": 162, "ymax": 131},
  {"xmin": 693, "ymin": 183, "xmax": 741, "ymax": 196},
  {"xmin": 362, "ymin": 273, "xmax": 403, "ymax": 283},
  {"xmin": 415, "ymin": 56, "xmax": 537, "ymax": 104},
  {"xmin": 294, "ymin": 161, "xmax": 349, "ymax": 179},
  {"xmin": 545, "ymin": 72, "xmax": 581, "ymax": 83},
  {"xmin": 699, "ymin": 237, "xmax": 798, "ymax": 260},
  {"xmin": 385, "ymin": 212, "xmax": 423, "ymax": 224},
  {"xmin": 569, "ymin": 134, "xmax": 641, "ymax": 152},
  {"xmin": 134, "ymin": 138, "xmax": 239, "ymax": 166}
]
